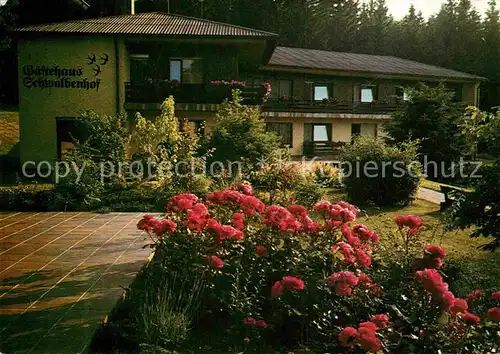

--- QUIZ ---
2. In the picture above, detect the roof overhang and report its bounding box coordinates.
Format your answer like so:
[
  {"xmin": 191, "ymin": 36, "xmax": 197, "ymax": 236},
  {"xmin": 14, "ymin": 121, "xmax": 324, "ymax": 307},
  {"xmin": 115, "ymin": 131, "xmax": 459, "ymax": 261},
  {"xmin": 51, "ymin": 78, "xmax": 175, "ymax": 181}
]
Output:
[{"xmin": 261, "ymin": 64, "xmax": 487, "ymax": 83}]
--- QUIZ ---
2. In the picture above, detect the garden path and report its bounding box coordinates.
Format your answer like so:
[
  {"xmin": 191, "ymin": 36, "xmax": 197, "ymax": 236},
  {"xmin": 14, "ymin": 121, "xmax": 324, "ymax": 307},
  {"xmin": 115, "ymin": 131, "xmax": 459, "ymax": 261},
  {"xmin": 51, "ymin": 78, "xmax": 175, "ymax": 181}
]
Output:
[
  {"xmin": 417, "ymin": 187, "xmax": 445, "ymax": 205},
  {"xmin": 0, "ymin": 212, "xmax": 152, "ymax": 354}
]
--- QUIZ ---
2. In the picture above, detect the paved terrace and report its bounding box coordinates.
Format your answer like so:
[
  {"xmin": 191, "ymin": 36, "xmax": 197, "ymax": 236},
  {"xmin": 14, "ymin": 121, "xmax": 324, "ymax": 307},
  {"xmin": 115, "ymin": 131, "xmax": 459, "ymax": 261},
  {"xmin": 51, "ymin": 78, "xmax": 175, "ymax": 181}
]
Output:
[{"xmin": 0, "ymin": 212, "xmax": 151, "ymax": 354}]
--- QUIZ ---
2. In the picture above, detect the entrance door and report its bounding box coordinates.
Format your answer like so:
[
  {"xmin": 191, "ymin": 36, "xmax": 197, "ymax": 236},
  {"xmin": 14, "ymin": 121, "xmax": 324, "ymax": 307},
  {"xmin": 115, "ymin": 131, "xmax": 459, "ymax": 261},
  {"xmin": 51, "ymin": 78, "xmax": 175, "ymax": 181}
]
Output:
[{"xmin": 56, "ymin": 118, "xmax": 87, "ymax": 160}]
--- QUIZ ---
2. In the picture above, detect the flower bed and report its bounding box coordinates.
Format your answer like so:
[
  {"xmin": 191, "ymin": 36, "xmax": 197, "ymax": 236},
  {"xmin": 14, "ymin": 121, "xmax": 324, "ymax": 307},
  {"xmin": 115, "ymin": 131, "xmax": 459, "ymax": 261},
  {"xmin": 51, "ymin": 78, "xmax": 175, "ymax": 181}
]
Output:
[{"xmin": 93, "ymin": 183, "xmax": 500, "ymax": 353}]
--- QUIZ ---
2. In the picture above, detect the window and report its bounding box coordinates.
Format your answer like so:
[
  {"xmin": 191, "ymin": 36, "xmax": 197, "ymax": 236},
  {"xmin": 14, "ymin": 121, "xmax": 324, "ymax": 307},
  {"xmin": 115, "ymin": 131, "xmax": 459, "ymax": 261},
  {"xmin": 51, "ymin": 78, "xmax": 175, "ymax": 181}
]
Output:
[
  {"xmin": 279, "ymin": 80, "xmax": 292, "ymax": 98},
  {"xmin": 56, "ymin": 117, "xmax": 87, "ymax": 160},
  {"xmin": 267, "ymin": 123, "xmax": 293, "ymax": 147},
  {"xmin": 314, "ymin": 84, "xmax": 330, "ymax": 101},
  {"xmin": 269, "ymin": 79, "xmax": 293, "ymax": 99},
  {"xmin": 130, "ymin": 54, "xmax": 150, "ymax": 82},
  {"xmin": 360, "ymin": 85, "xmax": 377, "ymax": 103},
  {"xmin": 396, "ymin": 87, "xmax": 410, "ymax": 101},
  {"xmin": 351, "ymin": 123, "xmax": 361, "ymax": 137},
  {"xmin": 169, "ymin": 59, "xmax": 203, "ymax": 84},
  {"xmin": 313, "ymin": 125, "xmax": 329, "ymax": 141},
  {"xmin": 182, "ymin": 59, "xmax": 203, "ymax": 84},
  {"xmin": 169, "ymin": 60, "xmax": 181, "ymax": 81},
  {"xmin": 304, "ymin": 123, "xmax": 332, "ymax": 142}
]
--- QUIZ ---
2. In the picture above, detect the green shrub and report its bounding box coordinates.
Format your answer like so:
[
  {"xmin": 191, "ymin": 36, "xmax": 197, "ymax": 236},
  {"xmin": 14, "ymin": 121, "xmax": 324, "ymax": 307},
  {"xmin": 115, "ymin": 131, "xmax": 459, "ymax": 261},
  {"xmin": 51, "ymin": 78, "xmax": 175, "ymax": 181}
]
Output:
[
  {"xmin": 49, "ymin": 149, "xmax": 104, "ymax": 211},
  {"xmin": 311, "ymin": 161, "xmax": 341, "ymax": 188},
  {"xmin": 0, "ymin": 184, "xmax": 53, "ymax": 211},
  {"xmin": 250, "ymin": 159, "xmax": 324, "ymax": 207},
  {"xmin": 340, "ymin": 136, "xmax": 421, "ymax": 206},
  {"xmin": 385, "ymin": 83, "xmax": 468, "ymax": 181},
  {"xmin": 447, "ymin": 160, "xmax": 500, "ymax": 250},
  {"xmin": 294, "ymin": 177, "xmax": 325, "ymax": 208},
  {"xmin": 204, "ymin": 90, "xmax": 281, "ymax": 172}
]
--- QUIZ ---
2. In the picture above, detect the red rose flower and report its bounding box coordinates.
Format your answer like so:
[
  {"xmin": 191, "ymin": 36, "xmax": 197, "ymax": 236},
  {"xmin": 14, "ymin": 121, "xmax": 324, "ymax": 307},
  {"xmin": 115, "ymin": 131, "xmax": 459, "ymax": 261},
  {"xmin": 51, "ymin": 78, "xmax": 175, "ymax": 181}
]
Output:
[
  {"xmin": 395, "ymin": 215, "xmax": 422, "ymax": 235},
  {"xmin": 357, "ymin": 325, "xmax": 382, "ymax": 353},
  {"xmin": 152, "ymin": 219, "xmax": 177, "ymax": 235},
  {"xmin": 449, "ymin": 299, "xmax": 468, "ymax": 317},
  {"xmin": 424, "ymin": 245, "xmax": 446, "ymax": 260},
  {"xmin": 244, "ymin": 317, "xmax": 257, "ymax": 325},
  {"xmin": 208, "ymin": 255, "xmax": 224, "ymax": 269},
  {"xmin": 287, "ymin": 204, "xmax": 308, "ymax": 218},
  {"xmin": 370, "ymin": 314, "xmax": 390, "ymax": 328},
  {"xmin": 271, "ymin": 276, "xmax": 305, "ymax": 298},
  {"xmin": 462, "ymin": 312, "xmax": 481, "ymax": 326},
  {"xmin": 491, "ymin": 292, "xmax": 500, "ymax": 301},
  {"xmin": 327, "ymin": 271, "xmax": 359, "ymax": 296},
  {"xmin": 354, "ymin": 248, "xmax": 372, "ymax": 268},
  {"xmin": 137, "ymin": 214, "xmax": 159, "ymax": 232},
  {"xmin": 256, "ymin": 245, "xmax": 269, "ymax": 257},
  {"xmin": 466, "ymin": 289, "xmax": 483, "ymax": 303},
  {"xmin": 255, "ymin": 320, "xmax": 268, "ymax": 328},
  {"xmin": 166, "ymin": 193, "xmax": 198, "ymax": 211},
  {"xmin": 338, "ymin": 327, "xmax": 358, "ymax": 348},
  {"xmin": 232, "ymin": 212, "xmax": 245, "ymax": 231},
  {"xmin": 271, "ymin": 281, "xmax": 284, "ymax": 298},
  {"xmin": 487, "ymin": 307, "xmax": 500, "ymax": 322}
]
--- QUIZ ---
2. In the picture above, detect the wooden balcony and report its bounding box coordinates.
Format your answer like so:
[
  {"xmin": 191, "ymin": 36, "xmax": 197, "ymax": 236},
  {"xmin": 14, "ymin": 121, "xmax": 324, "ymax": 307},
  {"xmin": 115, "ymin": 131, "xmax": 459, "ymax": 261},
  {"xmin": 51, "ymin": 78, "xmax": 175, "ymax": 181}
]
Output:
[
  {"xmin": 262, "ymin": 98, "xmax": 402, "ymax": 114},
  {"xmin": 303, "ymin": 141, "xmax": 348, "ymax": 157},
  {"xmin": 125, "ymin": 82, "xmax": 268, "ymax": 106}
]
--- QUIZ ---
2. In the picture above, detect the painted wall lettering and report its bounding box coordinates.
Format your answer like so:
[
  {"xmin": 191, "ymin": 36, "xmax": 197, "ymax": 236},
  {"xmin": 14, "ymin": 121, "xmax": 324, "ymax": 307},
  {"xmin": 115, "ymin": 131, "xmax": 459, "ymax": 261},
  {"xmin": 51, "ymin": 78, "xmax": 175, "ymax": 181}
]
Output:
[{"xmin": 22, "ymin": 53, "xmax": 110, "ymax": 91}]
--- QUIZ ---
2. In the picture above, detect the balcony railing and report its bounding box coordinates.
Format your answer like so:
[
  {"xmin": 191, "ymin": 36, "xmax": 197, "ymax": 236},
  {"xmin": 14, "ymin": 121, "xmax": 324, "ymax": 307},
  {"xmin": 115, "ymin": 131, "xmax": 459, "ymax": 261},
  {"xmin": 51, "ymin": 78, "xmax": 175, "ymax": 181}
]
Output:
[
  {"xmin": 262, "ymin": 98, "xmax": 402, "ymax": 114},
  {"xmin": 125, "ymin": 82, "xmax": 268, "ymax": 105}
]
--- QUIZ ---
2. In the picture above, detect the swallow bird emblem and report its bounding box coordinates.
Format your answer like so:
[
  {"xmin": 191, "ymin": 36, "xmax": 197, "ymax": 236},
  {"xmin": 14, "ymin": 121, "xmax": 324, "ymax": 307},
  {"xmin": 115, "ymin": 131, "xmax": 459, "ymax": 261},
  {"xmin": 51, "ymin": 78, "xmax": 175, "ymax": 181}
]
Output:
[
  {"xmin": 99, "ymin": 53, "xmax": 109, "ymax": 65},
  {"xmin": 87, "ymin": 53, "xmax": 97, "ymax": 65},
  {"xmin": 92, "ymin": 65, "xmax": 102, "ymax": 77}
]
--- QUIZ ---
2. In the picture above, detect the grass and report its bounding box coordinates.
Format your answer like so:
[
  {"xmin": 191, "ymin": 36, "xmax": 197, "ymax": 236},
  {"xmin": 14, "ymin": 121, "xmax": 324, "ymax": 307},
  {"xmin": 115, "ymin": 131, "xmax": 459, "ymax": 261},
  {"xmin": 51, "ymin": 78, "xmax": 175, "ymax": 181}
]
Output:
[{"xmin": 0, "ymin": 109, "xmax": 19, "ymax": 156}]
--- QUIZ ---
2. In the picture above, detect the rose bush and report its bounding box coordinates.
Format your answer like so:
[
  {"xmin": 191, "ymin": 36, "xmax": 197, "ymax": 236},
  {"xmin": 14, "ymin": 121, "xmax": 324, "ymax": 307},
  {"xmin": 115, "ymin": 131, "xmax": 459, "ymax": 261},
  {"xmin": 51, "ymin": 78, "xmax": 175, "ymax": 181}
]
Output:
[{"xmin": 136, "ymin": 184, "xmax": 499, "ymax": 353}]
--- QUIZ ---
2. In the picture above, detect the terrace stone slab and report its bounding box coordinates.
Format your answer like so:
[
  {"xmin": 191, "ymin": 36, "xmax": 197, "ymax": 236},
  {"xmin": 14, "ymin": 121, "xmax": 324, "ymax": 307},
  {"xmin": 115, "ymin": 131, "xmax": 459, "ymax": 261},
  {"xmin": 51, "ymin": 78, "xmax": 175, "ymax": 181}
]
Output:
[{"xmin": 0, "ymin": 212, "xmax": 152, "ymax": 354}]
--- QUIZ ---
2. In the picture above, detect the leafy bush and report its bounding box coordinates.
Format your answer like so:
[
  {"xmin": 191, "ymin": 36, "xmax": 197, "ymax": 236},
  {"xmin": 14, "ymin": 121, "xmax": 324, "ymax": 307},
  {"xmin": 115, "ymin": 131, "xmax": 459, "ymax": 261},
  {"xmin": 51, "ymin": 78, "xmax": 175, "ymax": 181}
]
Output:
[
  {"xmin": 204, "ymin": 90, "xmax": 281, "ymax": 172},
  {"xmin": 294, "ymin": 177, "xmax": 325, "ymax": 208},
  {"xmin": 312, "ymin": 161, "xmax": 341, "ymax": 188},
  {"xmin": 251, "ymin": 160, "xmax": 323, "ymax": 206},
  {"xmin": 112, "ymin": 186, "xmax": 500, "ymax": 353},
  {"xmin": 385, "ymin": 83, "xmax": 468, "ymax": 181},
  {"xmin": 340, "ymin": 136, "xmax": 421, "ymax": 206},
  {"xmin": 447, "ymin": 160, "xmax": 500, "ymax": 250},
  {"xmin": 49, "ymin": 149, "xmax": 105, "ymax": 211},
  {"xmin": 77, "ymin": 110, "xmax": 128, "ymax": 164},
  {"xmin": 0, "ymin": 184, "xmax": 53, "ymax": 211},
  {"xmin": 461, "ymin": 106, "xmax": 500, "ymax": 158},
  {"xmin": 50, "ymin": 97, "xmax": 204, "ymax": 211}
]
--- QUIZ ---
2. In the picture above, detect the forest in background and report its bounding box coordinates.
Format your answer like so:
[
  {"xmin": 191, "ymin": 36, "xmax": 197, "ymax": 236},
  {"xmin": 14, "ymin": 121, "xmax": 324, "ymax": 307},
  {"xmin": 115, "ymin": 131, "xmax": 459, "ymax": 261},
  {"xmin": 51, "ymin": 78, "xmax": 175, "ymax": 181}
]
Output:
[{"xmin": 1, "ymin": 0, "xmax": 499, "ymax": 108}]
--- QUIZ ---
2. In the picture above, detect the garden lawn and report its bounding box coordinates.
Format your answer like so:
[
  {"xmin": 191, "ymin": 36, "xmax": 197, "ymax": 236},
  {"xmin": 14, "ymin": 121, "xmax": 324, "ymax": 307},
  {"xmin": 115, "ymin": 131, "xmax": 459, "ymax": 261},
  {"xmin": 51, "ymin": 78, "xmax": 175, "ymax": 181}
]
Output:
[{"xmin": 0, "ymin": 109, "xmax": 19, "ymax": 155}]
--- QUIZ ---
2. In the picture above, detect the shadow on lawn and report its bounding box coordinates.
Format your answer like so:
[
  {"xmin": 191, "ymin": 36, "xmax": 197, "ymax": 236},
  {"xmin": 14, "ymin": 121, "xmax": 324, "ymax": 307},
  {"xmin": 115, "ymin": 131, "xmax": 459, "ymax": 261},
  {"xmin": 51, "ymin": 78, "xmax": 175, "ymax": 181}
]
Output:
[{"xmin": 0, "ymin": 260, "xmax": 145, "ymax": 354}]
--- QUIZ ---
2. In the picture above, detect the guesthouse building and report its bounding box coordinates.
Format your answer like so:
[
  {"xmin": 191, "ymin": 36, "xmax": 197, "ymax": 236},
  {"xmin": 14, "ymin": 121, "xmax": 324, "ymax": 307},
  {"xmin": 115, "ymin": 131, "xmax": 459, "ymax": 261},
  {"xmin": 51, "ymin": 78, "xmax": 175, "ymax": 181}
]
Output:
[{"xmin": 13, "ymin": 11, "xmax": 486, "ymax": 163}]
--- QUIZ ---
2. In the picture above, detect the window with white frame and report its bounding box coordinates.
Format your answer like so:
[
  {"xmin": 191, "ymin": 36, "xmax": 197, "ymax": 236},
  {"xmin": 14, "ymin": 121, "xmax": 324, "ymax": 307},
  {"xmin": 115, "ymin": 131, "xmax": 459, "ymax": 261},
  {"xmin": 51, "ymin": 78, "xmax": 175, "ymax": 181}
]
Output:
[
  {"xmin": 360, "ymin": 85, "xmax": 376, "ymax": 103},
  {"xmin": 314, "ymin": 84, "xmax": 330, "ymax": 101}
]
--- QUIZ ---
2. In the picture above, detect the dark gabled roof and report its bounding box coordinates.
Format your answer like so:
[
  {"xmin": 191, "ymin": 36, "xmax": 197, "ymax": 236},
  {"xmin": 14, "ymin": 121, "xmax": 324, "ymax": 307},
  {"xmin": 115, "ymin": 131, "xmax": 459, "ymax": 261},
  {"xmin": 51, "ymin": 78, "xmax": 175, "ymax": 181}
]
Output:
[
  {"xmin": 268, "ymin": 46, "xmax": 486, "ymax": 81},
  {"xmin": 13, "ymin": 12, "xmax": 278, "ymax": 38}
]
